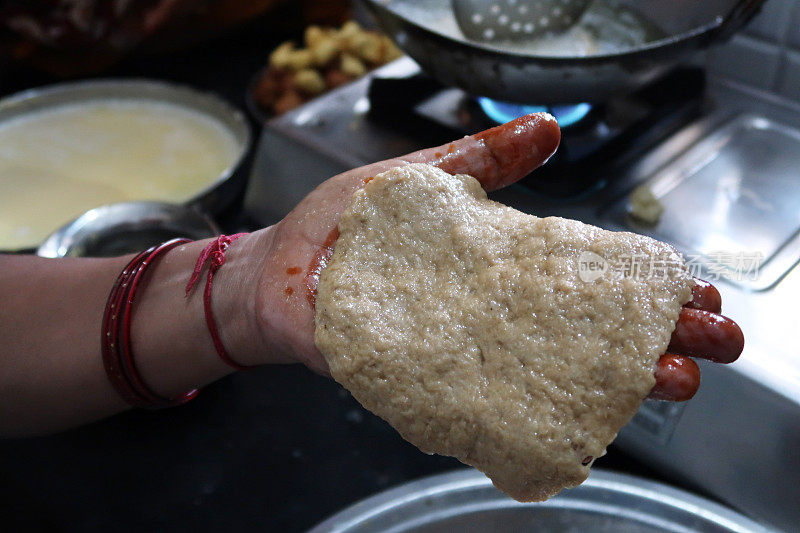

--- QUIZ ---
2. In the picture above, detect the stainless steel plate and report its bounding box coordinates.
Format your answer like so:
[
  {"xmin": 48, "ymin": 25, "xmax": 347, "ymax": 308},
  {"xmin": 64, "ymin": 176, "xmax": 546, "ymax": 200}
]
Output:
[
  {"xmin": 604, "ymin": 114, "xmax": 800, "ymax": 290},
  {"xmin": 308, "ymin": 469, "xmax": 772, "ymax": 533}
]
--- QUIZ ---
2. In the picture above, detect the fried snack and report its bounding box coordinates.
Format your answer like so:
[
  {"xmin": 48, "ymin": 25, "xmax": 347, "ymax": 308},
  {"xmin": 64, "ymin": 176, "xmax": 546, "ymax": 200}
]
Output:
[{"xmin": 254, "ymin": 20, "xmax": 403, "ymax": 116}]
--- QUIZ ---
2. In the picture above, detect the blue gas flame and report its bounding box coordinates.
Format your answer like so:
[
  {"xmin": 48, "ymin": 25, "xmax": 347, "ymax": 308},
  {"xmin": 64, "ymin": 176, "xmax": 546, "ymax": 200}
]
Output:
[{"xmin": 478, "ymin": 97, "xmax": 592, "ymax": 128}]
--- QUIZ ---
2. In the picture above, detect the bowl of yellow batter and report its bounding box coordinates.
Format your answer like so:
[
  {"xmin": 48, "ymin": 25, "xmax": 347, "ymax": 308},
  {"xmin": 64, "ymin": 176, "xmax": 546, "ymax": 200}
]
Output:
[{"xmin": 0, "ymin": 79, "xmax": 251, "ymax": 251}]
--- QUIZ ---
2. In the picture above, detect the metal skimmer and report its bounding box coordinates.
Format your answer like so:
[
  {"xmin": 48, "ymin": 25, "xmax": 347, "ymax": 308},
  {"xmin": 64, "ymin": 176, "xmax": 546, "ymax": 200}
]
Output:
[{"xmin": 452, "ymin": 0, "xmax": 590, "ymax": 41}]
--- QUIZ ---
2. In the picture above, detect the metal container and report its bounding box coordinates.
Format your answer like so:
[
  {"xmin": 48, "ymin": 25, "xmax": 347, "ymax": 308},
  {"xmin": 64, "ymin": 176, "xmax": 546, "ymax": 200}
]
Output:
[
  {"xmin": 362, "ymin": 0, "xmax": 765, "ymax": 104},
  {"xmin": 36, "ymin": 201, "xmax": 219, "ymax": 258},
  {"xmin": 0, "ymin": 78, "xmax": 252, "ymax": 251},
  {"xmin": 308, "ymin": 469, "xmax": 774, "ymax": 533}
]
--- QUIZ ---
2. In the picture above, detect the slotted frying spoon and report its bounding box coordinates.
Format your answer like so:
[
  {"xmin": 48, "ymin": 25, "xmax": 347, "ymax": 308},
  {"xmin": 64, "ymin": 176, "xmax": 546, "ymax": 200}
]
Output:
[{"xmin": 452, "ymin": 0, "xmax": 591, "ymax": 41}]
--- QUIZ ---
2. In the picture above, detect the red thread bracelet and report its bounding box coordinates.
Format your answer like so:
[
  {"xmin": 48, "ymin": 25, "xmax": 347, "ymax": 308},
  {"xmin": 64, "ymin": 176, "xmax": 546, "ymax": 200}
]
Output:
[
  {"xmin": 102, "ymin": 238, "xmax": 199, "ymax": 408},
  {"xmin": 185, "ymin": 233, "xmax": 253, "ymax": 370}
]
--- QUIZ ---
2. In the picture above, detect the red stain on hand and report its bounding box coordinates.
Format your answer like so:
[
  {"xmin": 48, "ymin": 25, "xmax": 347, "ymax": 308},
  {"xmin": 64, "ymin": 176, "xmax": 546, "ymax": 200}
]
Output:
[
  {"xmin": 284, "ymin": 287, "xmax": 294, "ymax": 296},
  {"xmin": 363, "ymin": 176, "xmax": 374, "ymax": 185},
  {"xmin": 304, "ymin": 227, "xmax": 340, "ymax": 308},
  {"xmin": 286, "ymin": 266, "xmax": 302, "ymax": 275},
  {"xmin": 447, "ymin": 143, "xmax": 455, "ymax": 154}
]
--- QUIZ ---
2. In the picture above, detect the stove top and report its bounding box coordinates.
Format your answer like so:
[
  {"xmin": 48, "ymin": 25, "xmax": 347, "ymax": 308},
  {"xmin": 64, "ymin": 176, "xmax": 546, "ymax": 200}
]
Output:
[
  {"xmin": 367, "ymin": 65, "xmax": 704, "ymax": 198},
  {"xmin": 245, "ymin": 58, "xmax": 704, "ymax": 217}
]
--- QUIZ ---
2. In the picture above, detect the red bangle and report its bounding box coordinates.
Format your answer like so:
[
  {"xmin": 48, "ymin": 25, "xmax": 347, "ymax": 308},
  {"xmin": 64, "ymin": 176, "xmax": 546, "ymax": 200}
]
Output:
[
  {"xmin": 102, "ymin": 249, "xmax": 153, "ymax": 408},
  {"xmin": 185, "ymin": 233, "xmax": 253, "ymax": 371},
  {"xmin": 102, "ymin": 238, "xmax": 199, "ymax": 408}
]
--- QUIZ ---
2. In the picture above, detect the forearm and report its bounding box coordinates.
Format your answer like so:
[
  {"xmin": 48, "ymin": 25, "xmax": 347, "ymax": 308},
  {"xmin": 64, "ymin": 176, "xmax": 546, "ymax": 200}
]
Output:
[
  {"xmin": 0, "ymin": 253, "xmax": 128, "ymax": 435},
  {"xmin": 0, "ymin": 231, "xmax": 271, "ymax": 437}
]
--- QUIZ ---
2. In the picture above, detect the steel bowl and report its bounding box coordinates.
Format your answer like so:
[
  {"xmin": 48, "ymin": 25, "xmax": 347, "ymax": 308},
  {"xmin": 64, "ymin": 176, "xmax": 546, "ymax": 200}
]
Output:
[
  {"xmin": 308, "ymin": 469, "xmax": 774, "ymax": 533},
  {"xmin": 0, "ymin": 78, "xmax": 251, "ymax": 252},
  {"xmin": 36, "ymin": 201, "xmax": 219, "ymax": 258}
]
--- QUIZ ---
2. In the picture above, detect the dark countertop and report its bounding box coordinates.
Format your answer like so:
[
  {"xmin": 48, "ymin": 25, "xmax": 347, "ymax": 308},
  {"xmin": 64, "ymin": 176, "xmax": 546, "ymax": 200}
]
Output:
[
  {"xmin": 0, "ymin": 14, "xmax": 687, "ymax": 533},
  {"xmin": 0, "ymin": 365, "xmax": 462, "ymax": 532},
  {"xmin": 1, "ymin": 363, "xmax": 670, "ymax": 533}
]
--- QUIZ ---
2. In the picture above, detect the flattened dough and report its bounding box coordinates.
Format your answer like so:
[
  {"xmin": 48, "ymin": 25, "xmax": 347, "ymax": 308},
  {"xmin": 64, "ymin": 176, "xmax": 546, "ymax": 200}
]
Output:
[{"xmin": 315, "ymin": 163, "xmax": 693, "ymax": 501}]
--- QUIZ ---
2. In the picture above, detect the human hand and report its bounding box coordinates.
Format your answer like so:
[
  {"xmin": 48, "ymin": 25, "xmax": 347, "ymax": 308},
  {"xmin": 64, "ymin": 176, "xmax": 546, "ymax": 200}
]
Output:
[{"xmin": 242, "ymin": 113, "xmax": 743, "ymax": 402}]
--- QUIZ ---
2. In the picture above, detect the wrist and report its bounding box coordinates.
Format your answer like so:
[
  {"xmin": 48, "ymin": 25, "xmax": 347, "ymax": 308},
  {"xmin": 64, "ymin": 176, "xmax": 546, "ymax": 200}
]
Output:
[
  {"xmin": 252, "ymin": 222, "xmax": 328, "ymax": 373},
  {"xmin": 231, "ymin": 225, "xmax": 299, "ymax": 367}
]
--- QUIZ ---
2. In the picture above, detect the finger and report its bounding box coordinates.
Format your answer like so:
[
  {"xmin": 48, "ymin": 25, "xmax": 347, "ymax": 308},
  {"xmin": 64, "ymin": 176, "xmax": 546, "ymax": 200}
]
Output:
[
  {"xmin": 668, "ymin": 308, "xmax": 744, "ymax": 363},
  {"xmin": 684, "ymin": 278, "xmax": 722, "ymax": 314},
  {"xmin": 355, "ymin": 112, "xmax": 561, "ymax": 191},
  {"xmin": 648, "ymin": 353, "xmax": 700, "ymax": 401},
  {"xmin": 432, "ymin": 112, "xmax": 561, "ymax": 190}
]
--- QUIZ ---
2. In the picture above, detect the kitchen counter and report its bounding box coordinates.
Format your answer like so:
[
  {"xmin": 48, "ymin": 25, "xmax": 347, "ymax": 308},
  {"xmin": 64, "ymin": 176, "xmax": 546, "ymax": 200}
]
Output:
[{"xmin": 0, "ymin": 362, "xmax": 675, "ymax": 532}]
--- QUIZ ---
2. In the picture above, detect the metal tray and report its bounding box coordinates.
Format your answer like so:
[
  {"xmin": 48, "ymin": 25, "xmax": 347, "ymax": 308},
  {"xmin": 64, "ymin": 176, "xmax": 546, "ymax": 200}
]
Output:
[
  {"xmin": 308, "ymin": 469, "xmax": 773, "ymax": 533},
  {"xmin": 603, "ymin": 114, "xmax": 800, "ymax": 290}
]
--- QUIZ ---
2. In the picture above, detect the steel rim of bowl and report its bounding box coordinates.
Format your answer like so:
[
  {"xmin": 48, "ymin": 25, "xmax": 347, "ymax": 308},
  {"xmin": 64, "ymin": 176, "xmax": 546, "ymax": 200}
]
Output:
[
  {"xmin": 307, "ymin": 469, "xmax": 774, "ymax": 533},
  {"xmin": 36, "ymin": 201, "xmax": 220, "ymax": 258}
]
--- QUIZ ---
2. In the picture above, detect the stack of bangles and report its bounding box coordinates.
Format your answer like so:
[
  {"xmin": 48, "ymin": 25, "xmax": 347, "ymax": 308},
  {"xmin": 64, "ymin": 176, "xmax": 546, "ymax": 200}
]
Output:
[{"xmin": 101, "ymin": 235, "xmax": 252, "ymax": 409}]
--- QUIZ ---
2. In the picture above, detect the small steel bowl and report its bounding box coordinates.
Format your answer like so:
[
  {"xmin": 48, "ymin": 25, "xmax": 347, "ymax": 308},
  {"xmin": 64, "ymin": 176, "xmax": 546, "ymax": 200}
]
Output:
[{"xmin": 37, "ymin": 202, "xmax": 219, "ymax": 258}]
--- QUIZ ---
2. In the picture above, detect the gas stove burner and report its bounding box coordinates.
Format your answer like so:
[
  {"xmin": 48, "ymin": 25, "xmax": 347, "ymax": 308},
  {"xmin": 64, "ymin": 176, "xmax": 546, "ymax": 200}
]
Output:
[
  {"xmin": 351, "ymin": 65, "xmax": 703, "ymax": 198},
  {"xmin": 477, "ymin": 97, "xmax": 593, "ymax": 128}
]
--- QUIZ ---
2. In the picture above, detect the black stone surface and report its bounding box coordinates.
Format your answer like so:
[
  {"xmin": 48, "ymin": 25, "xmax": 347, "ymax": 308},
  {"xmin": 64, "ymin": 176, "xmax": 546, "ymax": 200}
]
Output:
[
  {"xmin": 0, "ymin": 366, "xmax": 463, "ymax": 532},
  {"xmin": 1, "ymin": 361, "xmax": 677, "ymax": 532}
]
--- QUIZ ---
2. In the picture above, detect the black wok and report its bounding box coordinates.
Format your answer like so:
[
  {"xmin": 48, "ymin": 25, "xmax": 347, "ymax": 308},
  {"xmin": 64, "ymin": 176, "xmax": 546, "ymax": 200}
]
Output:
[{"xmin": 362, "ymin": 0, "xmax": 765, "ymax": 104}]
